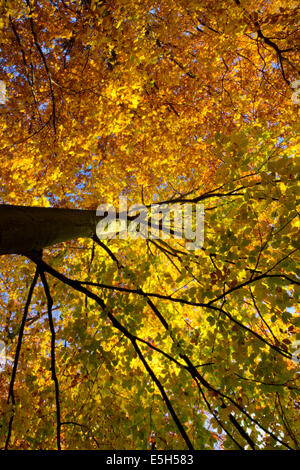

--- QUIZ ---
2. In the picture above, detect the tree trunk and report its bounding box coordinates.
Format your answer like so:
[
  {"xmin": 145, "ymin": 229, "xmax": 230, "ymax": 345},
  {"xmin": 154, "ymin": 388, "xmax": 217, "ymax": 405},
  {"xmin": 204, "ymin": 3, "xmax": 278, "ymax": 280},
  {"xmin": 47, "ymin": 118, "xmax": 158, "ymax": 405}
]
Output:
[{"xmin": 0, "ymin": 204, "xmax": 98, "ymax": 255}]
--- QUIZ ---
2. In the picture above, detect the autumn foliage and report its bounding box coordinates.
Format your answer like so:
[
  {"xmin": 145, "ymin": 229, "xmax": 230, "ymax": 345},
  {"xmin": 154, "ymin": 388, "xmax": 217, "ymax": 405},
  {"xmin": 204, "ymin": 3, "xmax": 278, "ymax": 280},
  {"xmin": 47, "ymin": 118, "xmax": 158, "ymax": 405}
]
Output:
[{"xmin": 0, "ymin": 0, "xmax": 299, "ymax": 450}]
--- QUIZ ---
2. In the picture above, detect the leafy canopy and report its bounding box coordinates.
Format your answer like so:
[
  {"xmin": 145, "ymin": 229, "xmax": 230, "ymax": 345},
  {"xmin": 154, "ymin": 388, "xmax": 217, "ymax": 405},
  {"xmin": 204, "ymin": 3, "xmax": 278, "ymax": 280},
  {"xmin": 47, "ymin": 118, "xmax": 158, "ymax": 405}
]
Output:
[{"xmin": 0, "ymin": 0, "xmax": 299, "ymax": 450}]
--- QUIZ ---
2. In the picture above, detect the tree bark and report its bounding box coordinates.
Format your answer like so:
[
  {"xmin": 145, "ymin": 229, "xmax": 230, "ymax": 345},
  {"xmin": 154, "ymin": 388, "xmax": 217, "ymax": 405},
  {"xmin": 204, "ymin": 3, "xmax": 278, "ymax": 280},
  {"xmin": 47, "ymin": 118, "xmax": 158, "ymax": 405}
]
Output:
[{"xmin": 0, "ymin": 204, "xmax": 98, "ymax": 255}]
